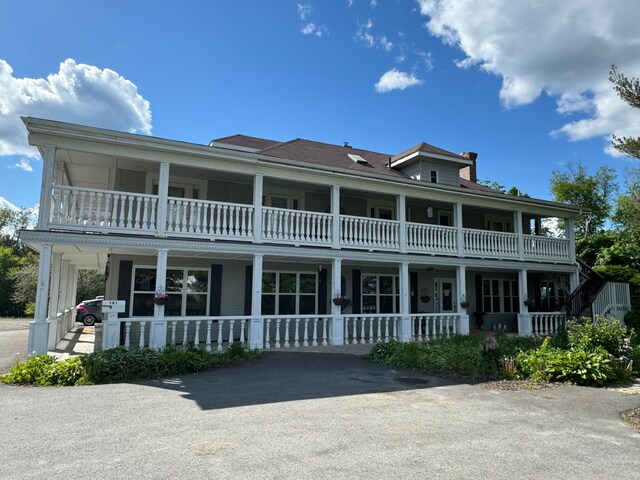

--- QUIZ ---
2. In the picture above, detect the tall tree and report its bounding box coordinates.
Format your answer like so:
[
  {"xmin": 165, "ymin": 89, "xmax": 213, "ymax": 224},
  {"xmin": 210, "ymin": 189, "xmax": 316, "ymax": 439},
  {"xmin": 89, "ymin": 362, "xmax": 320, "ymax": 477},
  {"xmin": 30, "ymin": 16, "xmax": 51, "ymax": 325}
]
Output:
[
  {"xmin": 610, "ymin": 65, "xmax": 640, "ymax": 160},
  {"xmin": 550, "ymin": 164, "xmax": 617, "ymax": 237}
]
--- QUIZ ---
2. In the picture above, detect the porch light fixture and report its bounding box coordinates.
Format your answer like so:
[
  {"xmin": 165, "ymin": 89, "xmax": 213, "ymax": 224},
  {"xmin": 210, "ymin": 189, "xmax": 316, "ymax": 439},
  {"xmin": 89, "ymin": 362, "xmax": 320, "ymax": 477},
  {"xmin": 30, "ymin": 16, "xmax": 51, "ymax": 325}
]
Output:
[{"xmin": 426, "ymin": 206, "xmax": 434, "ymax": 219}]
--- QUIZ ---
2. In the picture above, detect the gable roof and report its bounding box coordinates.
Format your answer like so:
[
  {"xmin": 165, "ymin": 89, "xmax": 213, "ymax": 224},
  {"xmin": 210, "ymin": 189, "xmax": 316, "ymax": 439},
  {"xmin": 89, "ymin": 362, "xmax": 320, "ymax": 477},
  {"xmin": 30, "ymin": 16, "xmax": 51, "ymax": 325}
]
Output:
[
  {"xmin": 391, "ymin": 142, "xmax": 469, "ymax": 163},
  {"xmin": 211, "ymin": 134, "xmax": 282, "ymax": 151}
]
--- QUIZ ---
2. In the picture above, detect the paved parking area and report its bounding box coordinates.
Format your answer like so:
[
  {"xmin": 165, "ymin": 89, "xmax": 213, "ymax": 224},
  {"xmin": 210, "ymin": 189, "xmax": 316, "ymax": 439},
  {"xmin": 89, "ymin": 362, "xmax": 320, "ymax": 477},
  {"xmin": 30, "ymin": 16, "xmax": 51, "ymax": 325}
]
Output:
[
  {"xmin": 0, "ymin": 318, "xmax": 30, "ymax": 374},
  {"xmin": 1, "ymin": 350, "xmax": 639, "ymax": 479}
]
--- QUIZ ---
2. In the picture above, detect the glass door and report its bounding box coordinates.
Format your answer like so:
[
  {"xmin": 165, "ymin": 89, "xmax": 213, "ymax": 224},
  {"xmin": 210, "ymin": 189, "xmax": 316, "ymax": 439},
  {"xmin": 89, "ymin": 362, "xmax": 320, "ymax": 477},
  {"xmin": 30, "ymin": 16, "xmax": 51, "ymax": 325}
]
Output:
[{"xmin": 435, "ymin": 279, "xmax": 456, "ymax": 313}]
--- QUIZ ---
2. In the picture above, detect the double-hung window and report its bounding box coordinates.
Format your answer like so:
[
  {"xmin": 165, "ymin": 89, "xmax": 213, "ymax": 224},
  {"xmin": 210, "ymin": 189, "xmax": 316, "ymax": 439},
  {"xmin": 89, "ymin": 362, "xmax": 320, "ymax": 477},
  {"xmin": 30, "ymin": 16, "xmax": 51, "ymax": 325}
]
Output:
[
  {"xmin": 362, "ymin": 274, "xmax": 399, "ymax": 313},
  {"xmin": 261, "ymin": 272, "xmax": 317, "ymax": 315},
  {"xmin": 482, "ymin": 279, "xmax": 519, "ymax": 313},
  {"xmin": 131, "ymin": 267, "xmax": 209, "ymax": 317}
]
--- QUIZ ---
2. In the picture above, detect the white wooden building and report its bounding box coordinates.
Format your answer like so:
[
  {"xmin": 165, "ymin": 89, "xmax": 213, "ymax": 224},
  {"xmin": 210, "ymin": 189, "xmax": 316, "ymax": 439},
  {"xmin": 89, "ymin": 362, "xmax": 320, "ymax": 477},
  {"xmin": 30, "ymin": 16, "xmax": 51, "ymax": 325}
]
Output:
[{"xmin": 21, "ymin": 117, "xmax": 627, "ymax": 354}]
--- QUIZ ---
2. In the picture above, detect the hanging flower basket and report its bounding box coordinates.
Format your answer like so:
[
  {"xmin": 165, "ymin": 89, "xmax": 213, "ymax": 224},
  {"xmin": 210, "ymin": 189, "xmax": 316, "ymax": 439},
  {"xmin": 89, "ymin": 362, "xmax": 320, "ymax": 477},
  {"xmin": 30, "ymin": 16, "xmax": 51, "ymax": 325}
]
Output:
[
  {"xmin": 333, "ymin": 291, "xmax": 350, "ymax": 307},
  {"xmin": 421, "ymin": 296, "xmax": 431, "ymax": 304},
  {"xmin": 333, "ymin": 298, "xmax": 344, "ymax": 306},
  {"xmin": 154, "ymin": 296, "xmax": 168, "ymax": 306},
  {"xmin": 460, "ymin": 301, "xmax": 470, "ymax": 309}
]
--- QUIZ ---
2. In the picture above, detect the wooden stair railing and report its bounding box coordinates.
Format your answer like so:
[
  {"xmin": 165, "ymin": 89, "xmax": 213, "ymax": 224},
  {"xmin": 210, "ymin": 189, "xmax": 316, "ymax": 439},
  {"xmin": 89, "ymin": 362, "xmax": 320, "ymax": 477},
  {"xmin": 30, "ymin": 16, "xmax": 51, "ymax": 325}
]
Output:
[{"xmin": 565, "ymin": 258, "xmax": 607, "ymax": 317}]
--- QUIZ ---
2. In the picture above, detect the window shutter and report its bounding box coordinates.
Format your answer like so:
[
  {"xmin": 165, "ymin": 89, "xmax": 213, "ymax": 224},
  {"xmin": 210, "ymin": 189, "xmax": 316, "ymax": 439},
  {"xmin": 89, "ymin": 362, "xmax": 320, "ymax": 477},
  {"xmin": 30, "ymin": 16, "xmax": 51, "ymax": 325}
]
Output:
[
  {"xmin": 210, "ymin": 264, "xmax": 222, "ymax": 316},
  {"xmin": 410, "ymin": 271, "xmax": 418, "ymax": 313},
  {"xmin": 117, "ymin": 260, "xmax": 133, "ymax": 319},
  {"xmin": 352, "ymin": 269, "xmax": 361, "ymax": 314},
  {"xmin": 318, "ymin": 268, "xmax": 328, "ymax": 315}
]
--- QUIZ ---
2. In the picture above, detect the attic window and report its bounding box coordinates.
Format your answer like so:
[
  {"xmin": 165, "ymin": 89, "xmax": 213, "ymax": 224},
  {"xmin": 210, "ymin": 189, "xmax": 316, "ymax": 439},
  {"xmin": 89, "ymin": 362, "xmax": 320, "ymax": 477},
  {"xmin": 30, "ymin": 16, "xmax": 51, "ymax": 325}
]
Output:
[
  {"xmin": 430, "ymin": 170, "xmax": 438, "ymax": 183},
  {"xmin": 348, "ymin": 153, "xmax": 369, "ymax": 164}
]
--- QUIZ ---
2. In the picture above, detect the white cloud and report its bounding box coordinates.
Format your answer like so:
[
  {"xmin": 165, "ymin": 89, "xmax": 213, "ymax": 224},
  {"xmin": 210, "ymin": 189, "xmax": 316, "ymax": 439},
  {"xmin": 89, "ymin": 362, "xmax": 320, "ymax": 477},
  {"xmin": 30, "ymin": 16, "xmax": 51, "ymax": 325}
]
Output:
[
  {"xmin": 10, "ymin": 158, "xmax": 33, "ymax": 172},
  {"xmin": 375, "ymin": 68, "xmax": 422, "ymax": 93},
  {"xmin": 0, "ymin": 58, "xmax": 152, "ymax": 160},
  {"xmin": 348, "ymin": 0, "xmax": 354, "ymax": 6},
  {"xmin": 356, "ymin": 19, "xmax": 375, "ymax": 47},
  {"xmin": 0, "ymin": 196, "xmax": 19, "ymax": 212},
  {"xmin": 370, "ymin": 0, "xmax": 378, "ymax": 8},
  {"xmin": 297, "ymin": 3, "xmax": 312, "ymax": 20},
  {"xmin": 380, "ymin": 36, "xmax": 394, "ymax": 51},
  {"xmin": 418, "ymin": 0, "xmax": 640, "ymax": 156},
  {"xmin": 301, "ymin": 23, "xmax": 329, "ymax": 37}
]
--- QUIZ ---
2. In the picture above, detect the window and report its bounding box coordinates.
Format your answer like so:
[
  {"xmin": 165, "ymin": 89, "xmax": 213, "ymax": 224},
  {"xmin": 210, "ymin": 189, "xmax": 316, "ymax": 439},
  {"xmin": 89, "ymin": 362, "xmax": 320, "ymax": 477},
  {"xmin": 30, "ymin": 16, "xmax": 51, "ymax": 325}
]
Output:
[
  {"xmin": 131, "ymin": 267, "xmax": 209, "ymax": 317},
  {"xmin": 261, "ymin": 272, "xmax": 317, "ymax": 315},
  {"xmin": 362, "ymin": 274, "xmax": 399, "ymax": 313},
  {"xmin": 430, "ymin": 170, "xmax": 438, "ymax": 183},
  {"xmin": 539, "ymin": 280, "xmax": 567, "ymax": 311},
  {"xmin": 482, "ymin": 278, "xmax": 519, "ymax": 313}
]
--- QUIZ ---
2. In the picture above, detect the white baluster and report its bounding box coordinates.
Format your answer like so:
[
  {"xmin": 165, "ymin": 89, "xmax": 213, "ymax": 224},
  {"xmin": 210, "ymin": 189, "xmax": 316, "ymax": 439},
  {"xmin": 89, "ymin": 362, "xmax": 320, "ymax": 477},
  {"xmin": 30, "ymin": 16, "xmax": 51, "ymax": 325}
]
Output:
[
  {"xmin": 217, "ymin": 320, "xmax": 224, "ymax": 352},
  {"xmin": 228, "ymin": 319, "xmax": 235, "ymax": 345},
  {"xmin": 124, "ymin": 321, "xmax": 131, "ymax": 349},
  {"xmin": 384, "ymin": 317, "xmax": 390, "ymax": 342},
  {"xmin": 275, "ymin": 318, "xmax": 281, "ymax": 349},
  {"xmin": 264, "ymin": 318, "xmax": 271, "ymax": 349},
  {"xmin": 182, "ymin": 320, "xmax": 189, "ymax": 347},
  {"xmin": 240, "ymin": 318, "xmax": 246, "ymax": 346},
  {"xmin": 139, "ymin": 321, "xmax": 146, "ymax": 348},
  {"xmin": 368, "ymin": 317, "xmax": 374, "ymax": 344},
  {"xmin": 322, "ymin": 318, "xmax": 328, "ymax": 346},
  {"xmin": 205, "ymin": 320, "xmax": 212, "ymax": 353},
  {"xmin": 194, "ymin": 320, "xmax": 201, "ymax": 348},
  {"xmin": 312, "ymin": 318, "xmax": 318, "ymax": 346},
  {"xmin": 294, "ymin": 319, "xmax": 300, "ymax": 347},
  {"xmin": 352, "ymin": 316, "xmax": 358, "ymax": 344},
  {"xmin": 303, "ymin": 318, "xmax": 309, "ymax": 347},
  {"xmin": 376, "ymin": 317, "xmax": 382, "ymax": 343},
  {"xmin": 284, "ymin": 318, "xmax": 290, "ymax": 348},
  {"xmin": 360, "ymin": 317, "xmax": 366, "ymax": 344},
  {"xmin": 171, "ymin": 321, "xmax": 177, "ymax": 346}
]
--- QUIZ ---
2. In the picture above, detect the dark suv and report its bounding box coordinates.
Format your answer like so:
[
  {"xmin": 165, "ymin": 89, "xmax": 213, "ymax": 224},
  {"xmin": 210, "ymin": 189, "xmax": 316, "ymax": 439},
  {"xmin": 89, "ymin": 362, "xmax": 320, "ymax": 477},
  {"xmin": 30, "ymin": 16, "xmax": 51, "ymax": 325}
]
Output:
[{"xmin": 75, "ymin": 297, "xmax": 104, "ymax": 326}]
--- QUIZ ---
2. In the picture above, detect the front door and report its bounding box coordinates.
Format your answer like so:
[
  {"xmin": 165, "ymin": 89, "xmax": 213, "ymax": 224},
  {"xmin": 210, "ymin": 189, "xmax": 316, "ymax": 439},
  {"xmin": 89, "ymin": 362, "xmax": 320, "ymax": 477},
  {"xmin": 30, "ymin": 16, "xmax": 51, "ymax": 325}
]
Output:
[{"xmin": 436, "ymin": 279, "xmax": 456, "ymax": 313}]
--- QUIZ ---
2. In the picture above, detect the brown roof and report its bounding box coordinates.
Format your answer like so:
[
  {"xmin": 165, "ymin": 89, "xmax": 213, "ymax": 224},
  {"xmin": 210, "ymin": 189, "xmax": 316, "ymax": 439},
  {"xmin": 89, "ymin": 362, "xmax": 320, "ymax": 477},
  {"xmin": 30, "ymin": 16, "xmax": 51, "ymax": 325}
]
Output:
[
  {"xmin": 391, "ymin": 142, "xmax": 468, "ymax": 163},
  {"xmin": 258, "ymin": 138, "xmax": 409, "ymax": 179},
  {"xmin": 212, "ymin": 134, "xmax": 282, "ymax": 151}
]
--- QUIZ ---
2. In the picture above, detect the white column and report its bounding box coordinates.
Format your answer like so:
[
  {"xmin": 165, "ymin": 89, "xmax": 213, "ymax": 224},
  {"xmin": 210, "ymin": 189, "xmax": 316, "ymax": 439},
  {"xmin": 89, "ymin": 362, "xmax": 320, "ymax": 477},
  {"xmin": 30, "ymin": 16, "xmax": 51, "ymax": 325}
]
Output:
[
  {"xmin": 455, "ymin": 202, "xmax": 464, "ymax": 257},
  {"xmin": 514, "ymin": 210, "xmax": 524, "ymax": 260},
  {"xmin": 517, "ymin": 268, "xmax": 531, "ymax": 336},
  {"xmin": 566, "ymin": 217, "xmax": 576, "ymax": 261},
  {"xmin": 331, "ymin": 185, "xmax": 341, "ymax": 249},
  {"xmin": 397, "ymin": 194, "xmax": 407, "ymax": 253},
  {"xmin": 398, "ymin": 262, "xmax": 411, "ymax": 342},
  {"xmin": 569, "ymin": 268, "xmax": 580, "ymax": 292},
  {"xmin": 37, "ymin": 146, "xmax": 56, "ymax": 229},
  {"xmin": 149, "ymin": 249, "xmax": 168, "ymax": 349},
  {"xmin": 156, "ymin": 162, "xmax": 170, "ymax": 237},
  {"xmin": 254, "ymin": 174, "xmax": 264, "ymax": 243},
  {"xmin": 330, "ymin": 258, "xmax": 344, "ymax": 345},
  {"xmin": 249, "ymin": 254, "xmax": 264, "ymax": 349},
  {"xmin": 47, "ymin": 252, "xmax": 63, "ymax": 319},
  {"xmin": 456, "ymin": 265, "xmax": 469, "ymax": 334},
  {"xmin": 62, "ymin": 260, "xmax": 73, "ymax": 333},
  {"xmin": 28, "ymin": 243, "xmax": 53, "ymax": 354}
]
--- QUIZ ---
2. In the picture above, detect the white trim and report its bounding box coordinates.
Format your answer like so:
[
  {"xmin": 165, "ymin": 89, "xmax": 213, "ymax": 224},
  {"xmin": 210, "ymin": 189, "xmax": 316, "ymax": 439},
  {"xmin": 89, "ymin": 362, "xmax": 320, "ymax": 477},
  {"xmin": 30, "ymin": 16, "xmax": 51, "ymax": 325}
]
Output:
[{"xmin": 390, "ymin": 151, "xmax": 473, "ymax": 168}]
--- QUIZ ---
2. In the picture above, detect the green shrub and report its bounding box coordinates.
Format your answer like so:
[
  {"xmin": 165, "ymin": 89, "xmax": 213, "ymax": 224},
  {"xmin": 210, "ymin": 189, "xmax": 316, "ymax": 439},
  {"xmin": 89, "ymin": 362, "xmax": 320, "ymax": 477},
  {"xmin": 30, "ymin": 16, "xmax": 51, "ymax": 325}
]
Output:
[
  {"xmin": 24, "ymin": 302, "xmax": 35, "ymax": 317},
  {"xmin": 43, "ymin": 356, "xmax": 84, "ymax": 386},
  {"xmin": 567, "ymin": 317, "xmax": 634, "ymax": 360},
  {"xmin": 366, "ymin": 340, "xmax": 400, "ymax": 363},
  {"xmin": 0, "ymin": 354, "xmax": 82, "ymax": 386}
]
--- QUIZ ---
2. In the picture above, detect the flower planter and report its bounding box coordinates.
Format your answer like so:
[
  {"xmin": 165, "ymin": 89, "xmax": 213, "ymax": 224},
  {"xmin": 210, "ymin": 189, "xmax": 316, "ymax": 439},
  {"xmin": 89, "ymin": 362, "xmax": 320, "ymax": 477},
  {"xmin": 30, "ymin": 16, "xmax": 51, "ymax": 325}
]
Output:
[
  {"xmin": 460, "ymin": 301, "xmax": 470, "ymax": 309},
  {"xmin": 154, "ymin": 296, "xmax": 168, "ymax": 306},
  {"xmin": 333, "ymin": 298, "xmax": 344, "ymax": 306},
  {"xmin": 420, "ymin": 296, "xmax": 431, "ymax": 304}
]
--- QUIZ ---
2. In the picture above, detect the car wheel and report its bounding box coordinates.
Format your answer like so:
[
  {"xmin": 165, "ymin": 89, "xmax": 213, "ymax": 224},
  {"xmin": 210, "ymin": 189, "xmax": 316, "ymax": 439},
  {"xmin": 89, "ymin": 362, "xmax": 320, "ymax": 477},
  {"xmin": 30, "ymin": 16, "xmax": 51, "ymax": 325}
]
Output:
[{"xmin": 82, "ymin": 314, "xmax": 97, "ymax": 326}]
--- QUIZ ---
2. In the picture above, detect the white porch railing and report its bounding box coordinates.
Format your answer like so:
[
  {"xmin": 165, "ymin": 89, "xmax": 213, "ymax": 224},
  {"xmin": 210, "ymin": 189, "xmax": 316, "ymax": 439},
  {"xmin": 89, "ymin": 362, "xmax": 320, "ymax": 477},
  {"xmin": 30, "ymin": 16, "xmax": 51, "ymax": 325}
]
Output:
[
  {"xmin": 48, "ymin": 306, "xmax": 76, "ymax": 350},
  {"xmin": 51, "ymin": 186, "xmax": 158, "ymax": 233},
  {"xmin": 342, "ymin": 314, "xmax": 399, "ymax": 344},
  {"xmin": 523, "ymin": 235, "xmax": 570, "ymax": 261},
  {"xmin": 166, "ymin": 198, "xmax": 254, "ymax": 240},
  {"xmin": 109, "ymin": 316, "xmax": 250, "ymax": 351},
  {"xmin": 518, "ymin": 312, "xmax": 565, "ymax": 336},
  {"xmin": 463, "ymin": 229, "xmax": 518, "ymax": 258},
  {"xmin": 592, "ymin": 282, "xmax": 631, "ymax": 322},
  {"xmin": 340, "ymin": 215, "xmax": 400, "ymax": 250},
  {"xmin": 263, "ymin": 315, "xmax": 331, "ymax": 348},
  {"xmin": 410, "ymin": 313, "xmax": 462, "ymax": 341},
  {"xmin": 406, "ymin": 223, "xmax": 457, "ymax": 254},
  {"xmin": 262, "ymin": 208, "xmax": 333, "ymax": 245}
]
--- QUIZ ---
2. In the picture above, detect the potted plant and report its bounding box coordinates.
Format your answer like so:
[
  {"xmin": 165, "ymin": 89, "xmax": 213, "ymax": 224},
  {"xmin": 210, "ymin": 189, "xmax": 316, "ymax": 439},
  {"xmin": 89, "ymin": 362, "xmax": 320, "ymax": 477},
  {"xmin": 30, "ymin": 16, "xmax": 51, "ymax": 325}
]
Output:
[
  {"xmin": 154, "ymin": 286, "xmax": 168, "ymax": 306},
  {"xmin": 460, "ymin": 294, "xmax": 470, "ymax": 309},
  {"xmin": 333, "ymin": 290, "xmax": 350, "ymax": 306}
]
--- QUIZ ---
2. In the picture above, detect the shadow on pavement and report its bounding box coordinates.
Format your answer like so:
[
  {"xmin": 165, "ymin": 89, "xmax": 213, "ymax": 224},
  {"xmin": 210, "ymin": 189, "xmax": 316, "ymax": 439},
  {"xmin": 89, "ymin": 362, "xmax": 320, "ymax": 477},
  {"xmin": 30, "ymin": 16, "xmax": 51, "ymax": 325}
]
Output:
[{"xmin": 142, "ymin": 351, "xmax": 456, "ymax": 411}]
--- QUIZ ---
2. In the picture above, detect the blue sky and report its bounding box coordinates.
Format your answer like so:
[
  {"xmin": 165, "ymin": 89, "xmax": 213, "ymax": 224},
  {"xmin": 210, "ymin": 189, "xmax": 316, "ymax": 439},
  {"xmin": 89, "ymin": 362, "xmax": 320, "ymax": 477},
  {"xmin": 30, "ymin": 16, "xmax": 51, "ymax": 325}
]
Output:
[{"xmin": 1, "ymin": 0, "xmax": 639, "ymax": 209}]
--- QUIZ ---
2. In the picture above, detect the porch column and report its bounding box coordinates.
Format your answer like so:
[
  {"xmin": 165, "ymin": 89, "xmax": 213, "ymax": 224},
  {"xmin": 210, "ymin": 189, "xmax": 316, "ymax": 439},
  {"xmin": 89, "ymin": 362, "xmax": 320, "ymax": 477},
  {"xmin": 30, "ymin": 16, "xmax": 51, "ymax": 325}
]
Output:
[
  {"xmin": 37, "ymin": 146, "xmax": 56, "ymax": 230},
  {"xmin": 61, "ymin": 260, "xmax": 74, "ymax": 335},
  {"xmin": 454, "ymin": 202, "xmax": 464, "ymax": 257},
  {"xmin": 46, "ymin": 252, "xmax": 63, "ymax": 349},
  {"xmin": 456, "ymin": 265, "xmax": 470, "ymax": 334},
  {"xmin": 514, "ymin": 210, "xmax": 524, "ymax": 260},
  {"xmin": 569, "ymin": 268, "xmax": 580, "ymax": 293},
  {"xmin": 517, "ymin": 268, "xmax": 531, "ymax": 336},
  {"xmin": 566, "ymin": 217, "xmax": 576, "ymax": 262},
  {"xmin": 28, "ymin": 243, "xmax": 53, "ymax": 354},
  {"xmin": 253, "ymin": 174, "xmax": 264, "ymax": 243},
  {"xmin": 149, "ymin": 248, "xmax": 168, "ymax": 349},
  {"xmin": 398, "ymin": 262, "xmax": 411, "ymax": 342},
  {"xmin": 397, "ymin": 194, "xmax": 407, "ymax": 253},
  {"xmin": 330, "ymin": 258, "xmax": 344, "ymax": 345},
  {"xmin": 249, "ymin": 254, "xmax": 264, "ymax": 349},
  {"xmin": 155, "ymin": 162, "xmax": 170, "ymax": 237},
  {"xmin": 331, "ymin": 185, "xmax": 340, "ymax": 249}
]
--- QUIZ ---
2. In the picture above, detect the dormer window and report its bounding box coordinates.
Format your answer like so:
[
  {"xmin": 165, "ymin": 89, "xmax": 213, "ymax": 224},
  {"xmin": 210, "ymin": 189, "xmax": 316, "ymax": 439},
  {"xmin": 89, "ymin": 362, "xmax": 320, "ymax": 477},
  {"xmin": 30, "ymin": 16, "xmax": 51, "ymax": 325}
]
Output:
[
  {"xmin": 348, "ymin": 153, "xmax": 369, "ymax": 165},
  {"xmin": 430, "ymin": 170, "xmax": 438, "ymax": 183}
]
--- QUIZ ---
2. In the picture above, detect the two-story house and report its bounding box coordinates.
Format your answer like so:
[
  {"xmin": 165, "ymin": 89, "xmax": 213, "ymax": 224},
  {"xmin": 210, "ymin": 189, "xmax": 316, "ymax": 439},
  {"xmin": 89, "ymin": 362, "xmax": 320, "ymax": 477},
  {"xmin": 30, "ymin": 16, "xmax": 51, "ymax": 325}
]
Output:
[{"xmin": 22, "ymin": 117, "xmax": 615, "ymax": 355}]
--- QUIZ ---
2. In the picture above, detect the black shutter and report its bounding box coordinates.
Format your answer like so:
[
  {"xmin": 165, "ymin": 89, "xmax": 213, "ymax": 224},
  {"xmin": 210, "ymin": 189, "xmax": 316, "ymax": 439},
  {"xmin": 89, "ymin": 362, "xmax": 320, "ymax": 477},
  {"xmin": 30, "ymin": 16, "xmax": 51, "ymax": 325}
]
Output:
[
  {"xmin": 410, "ymin": 271, "xmax": 418, "ymax": 313},
  {"xmin": 352, "ymin": 269, "xmax": 361, "ymax": 314},
  {"xmin": 210, "ymin": 264, "xmax": 222, "ymax": 316},
  {"xmin": 318, "ymin": 268, "xmax": 328, "ymax": 314},
  {"xmin": 117, "ymin": 261, "xmax": 133, "ymax": 318},
  {"xmin": 244, "ymin": 265, "xmax": 253, "ymax": 315},
  {"xmin": 475, "ymin": 274, "xmax": 483, "ymax": 312}
]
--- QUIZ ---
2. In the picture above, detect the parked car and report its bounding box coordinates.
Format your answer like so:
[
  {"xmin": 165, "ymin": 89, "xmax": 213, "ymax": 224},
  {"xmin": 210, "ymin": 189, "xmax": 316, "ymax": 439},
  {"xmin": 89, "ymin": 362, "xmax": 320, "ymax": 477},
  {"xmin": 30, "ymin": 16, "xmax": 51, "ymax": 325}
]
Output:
[{"xmin": 75, "ymin": 298, "xmax": 103, "ymax": 326}]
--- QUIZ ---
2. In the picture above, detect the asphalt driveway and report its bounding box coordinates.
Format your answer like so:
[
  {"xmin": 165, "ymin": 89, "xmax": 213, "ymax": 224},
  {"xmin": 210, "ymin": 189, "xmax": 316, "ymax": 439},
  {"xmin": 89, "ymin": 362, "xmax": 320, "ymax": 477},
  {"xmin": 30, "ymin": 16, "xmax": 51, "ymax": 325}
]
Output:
[
  {"xmin": 0, "ymin": 318, "xmax": 30, "ymax": 374},
  {"xmin": 0, "ymin": 350, "xmax": 639, "ymax": 479}
]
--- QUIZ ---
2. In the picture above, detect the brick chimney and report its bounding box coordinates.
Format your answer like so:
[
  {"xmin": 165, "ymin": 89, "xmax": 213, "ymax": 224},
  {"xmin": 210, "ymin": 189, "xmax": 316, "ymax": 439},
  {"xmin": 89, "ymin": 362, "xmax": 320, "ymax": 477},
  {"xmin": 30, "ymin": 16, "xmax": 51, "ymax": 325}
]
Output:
[{"xmin": 459, "ymin": 152, "xmax": 478, "ymax": 183}]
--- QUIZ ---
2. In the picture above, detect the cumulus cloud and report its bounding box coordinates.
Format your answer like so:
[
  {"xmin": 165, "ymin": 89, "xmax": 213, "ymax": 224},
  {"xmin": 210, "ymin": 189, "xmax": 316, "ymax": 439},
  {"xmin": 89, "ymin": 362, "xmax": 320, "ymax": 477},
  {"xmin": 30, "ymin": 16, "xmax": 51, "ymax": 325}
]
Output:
[
  {"xmin": 10, "ymin": 158, "xmax": 33, "ymax": 172},
  {"xmin": 356, "ymin": 19, "xmax": 375, "ymax": 47},
  {"xmin": 0, "ymin": 58, "xmax": 152, "ymax": 160},
  {"xmin": 418, "ymin": 0, "xmax": 640, "ymax": 156},
  {"xmin": 301, "ymin": 22, "xmax": 328, "ymax": 37},
  {"xmin": 297, "ymin": 3, "xmax": 312, "ymax": 19},
  {"xmin": 375, "ymin": 68, "xmax": 422, "ymax": 93},
  {"xmin": 380, "ymin": 36, "xmax": 394, "ymax": 51}
]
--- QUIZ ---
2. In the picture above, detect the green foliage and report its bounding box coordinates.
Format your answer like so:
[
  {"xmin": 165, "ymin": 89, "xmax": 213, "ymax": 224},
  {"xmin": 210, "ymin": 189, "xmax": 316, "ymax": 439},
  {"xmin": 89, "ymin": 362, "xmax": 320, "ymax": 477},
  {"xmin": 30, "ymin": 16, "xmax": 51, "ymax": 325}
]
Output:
[
  {"xmin": 75, "ymin": 269, "xmax": 105, "ymax": 304},
  {"xmin": 550, "ymin": 164, "xmax": 617, "ymax": 237},
  {"xmin": 366, "ymin": 340, "xmax": 400, "ymax": 363},
  {"xmin": 568, "ymin": 317, "xmax": 634, "ymax": 360},
  {"xmin": 610, "ymin": 66, "xmax": 640, "ymax": 160},
  {"xmin": 24, "ymin": 302, "xmax": 35, "ymax": 317},
  {"xmin": 1, "ymin": 346, "xmax": 259, "ymax": 386}
]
